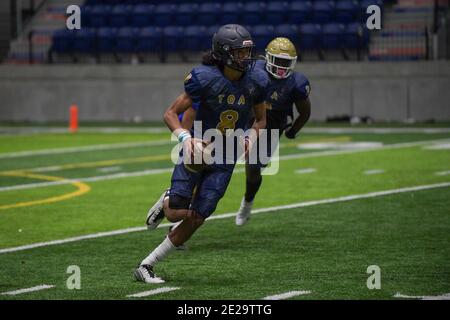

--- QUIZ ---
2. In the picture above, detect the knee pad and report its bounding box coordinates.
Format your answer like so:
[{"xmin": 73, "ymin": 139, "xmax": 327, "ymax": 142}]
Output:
[{"xmin": 168, "ymin": 194, "xmax": 191, "ymax": 210}]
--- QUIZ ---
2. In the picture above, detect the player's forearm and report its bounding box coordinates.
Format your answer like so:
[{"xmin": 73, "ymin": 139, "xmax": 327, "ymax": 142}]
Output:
[{"xmin": 291, "ymin": 99, "xmax": 311, "ymax": 134}]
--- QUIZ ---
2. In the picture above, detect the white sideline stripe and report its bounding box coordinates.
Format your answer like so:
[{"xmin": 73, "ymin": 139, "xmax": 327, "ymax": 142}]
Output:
[
  {"xmin": 2, "ymin": 138, "xmax": 449, "ymax": 193},
  {"xmin": 1, "ymin": 181, "xmax": 450, "ymax": 255},
  {"xmin": 1, "ymin": 284, "xmax": 55, "ymax": 296},
  {"xmin": 97, "ymin": 166, "xmax": 121, "ymax": 173},
  {"xmin": 364, "ymin": 169, "xmax": 385, "ymax": 175},
  {"xmin": 127, "ymin": 287, "xmax": 180, "ymax": 298},
  {"xmin": 278, "ymin": 138, "xmax": 450, "ymax": 162},
  {"xmin": 394, "ymin": 292, "xmax": 450, "ymax": 300},
  {"xmin": 0, "ymin": 139, "xmax": 173, "ymax": 159},
  {"xmin": 263, "ymin": 290, "xmax": 311, "ymax": 300},
  {"xmin": 295, "ymin": 168, "xmax": 316, "ymax": 174},
  {"xmin": 435, "ymin": 170, "xmax": 450, "ymax": 176}
]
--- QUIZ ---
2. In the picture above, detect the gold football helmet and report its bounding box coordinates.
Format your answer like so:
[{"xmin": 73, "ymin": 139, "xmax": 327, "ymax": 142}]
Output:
[{"xmin": 265, "ymin": 37, "xmax": 297, "ymax": 79}]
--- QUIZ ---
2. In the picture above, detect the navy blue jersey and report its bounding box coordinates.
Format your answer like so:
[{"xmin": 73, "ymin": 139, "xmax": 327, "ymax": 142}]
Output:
[
  {"xmin": 184, "ymin": 64, "xmax": 269, "ymax": 170},
  {"xmin": 254, "ymin": 59, "xmax": 311, "ymax": 131}
]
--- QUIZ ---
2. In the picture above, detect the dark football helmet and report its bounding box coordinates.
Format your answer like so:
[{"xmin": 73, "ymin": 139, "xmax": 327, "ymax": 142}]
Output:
[{"xmin": 211, "ymin": 24, "xmax": 255, "ymax": 72}]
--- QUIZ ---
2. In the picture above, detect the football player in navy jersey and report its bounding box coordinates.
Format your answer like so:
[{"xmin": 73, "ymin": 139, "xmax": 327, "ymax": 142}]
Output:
[
  {"xmin": 134, "ymin": 25, "xmax": 268, "ymax": 284},
  {"xmin": 235, "ymin": 37, "xmax": 312, "ymax": 226}
]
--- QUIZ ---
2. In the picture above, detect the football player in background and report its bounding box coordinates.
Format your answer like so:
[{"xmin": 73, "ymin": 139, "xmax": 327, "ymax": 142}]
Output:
[
  {"xmin": 235, "ymin": 37, "xmax": 312, "ymax": 225},
  {"xmin": 134, "ymin": 24, "xmax": 268, "ymax": 283}
]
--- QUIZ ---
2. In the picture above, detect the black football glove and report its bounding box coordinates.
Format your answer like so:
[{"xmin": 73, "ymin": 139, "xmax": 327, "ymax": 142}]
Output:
[{"xmin": 284, "ymin": 126, "xmax": 297, "ymax": 139}]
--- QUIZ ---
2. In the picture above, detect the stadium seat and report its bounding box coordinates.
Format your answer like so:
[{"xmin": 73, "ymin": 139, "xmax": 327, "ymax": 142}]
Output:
[
  {"xmin": 266, "ymin": 1, "xmax": 289, "ymax": 26},
  {"xmin": 130, "ymin": 4, "xmax": 154, "ymax": 27},
  {"xmin": 251, "ymin": 25, "xmax": 275, "ymax": 53},
  {"xmin": 89, "ymin": 5, "xmax": 112, "ymax": 28},
  {"xmin": 312, "ymin": 1, "xmax": 335, "ymax": 24},
  {"xmin": 288, "ymin": 1, "xmax": 313, "ymax": 24},
  {"xmin": 242, "ymin": 2, "xmax": 266, "ymax": 26},
  {"xmin": 115, "ymin": 27, "xmax": 138, "ymax": 53},
  {"xmin": 183, "ymin": 26, "xmax": 207, "ymax": 51},
  {"xmin": 220, "ymin": 2, "xmax": 244, "ymax": 25},
  {"xmin": 52, "ymin": 29, "xmax": 76, "ymax": 53},
  {"xmin": 321, "ymin": 23, "xmax": 345, "ymax": 49},
  {"xmin": 96, "ymin": 27, "xmax": 118, "ymax": 53},
  {"xmin": 274, "ymin": 24, "xmax": 300, "ymax": 47},
  {"xmin": 198, "ymin": 3, "xmax": 222, "ymax": 26},
  {"xmin": 176, "ymin": 3, "xmax": 198, "ymax": 27},
  {"xmin": 109, "ymin": 4, "xmax": 132, "ymax": 28},
  {"xmin": 343, "ymin": 23, "xmax": 364, "ymax": 49},
  {"xmin": 154, "ymin": 4, "xmax": 176, "ymax": 27},
  {"xmin": 299, "ymin": 23, "xmax": 322, "ymax": 50},
  {"xmin": 73, "ymin": 28, "xmax": 96, "ymax": 53},
  {"xmin": 335, "ymin": 0, "xmax": 359, "ymax": 24},
  {"xmin": 163, "ymin": 26, "xmax": 184, "ymax": 52},
  {"xmin": 136, "ymin": 26, "xmax": 162, "ymax": 52}
]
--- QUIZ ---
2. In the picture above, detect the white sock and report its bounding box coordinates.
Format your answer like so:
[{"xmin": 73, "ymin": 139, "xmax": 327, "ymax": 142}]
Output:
[{"xmin": 141, "ymin": 236, "xmax": 175, "ymax": 267}]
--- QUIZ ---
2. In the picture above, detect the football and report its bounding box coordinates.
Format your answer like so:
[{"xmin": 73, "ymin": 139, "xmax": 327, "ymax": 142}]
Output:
[{"xmin": 184, "ymin": 139, "xmax": 213, "ymax": 173}]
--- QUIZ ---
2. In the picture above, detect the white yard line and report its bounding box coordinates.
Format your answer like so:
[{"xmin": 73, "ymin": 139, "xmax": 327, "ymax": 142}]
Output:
[
  {"xmin": 278, "ymin": 138, "xmax": 450, "ymax": 162},
  {"xmin": 1, "ymin": 181, "xmax": 449, "ymax": 255},
  {"xmin": 435, "ymin": 170, "xmax": 450, "ymax": 176},
  {"xmin": 295, "ymin": 168, "xmax": 316, "ymax": 174},
  {"xmin": 1, "ymin": 284, "xmax": 55, "ymax": 296},
  {"xmin": 126, "ymin": 287, "xmax": 180, "ymax": 298},
  {"xmin": 263, "ymin": 290, "xmax": 311, "ymax": 300},
  {"xmin": 0, "ymin": 139, "xmax": 173, "ymax": 159},
  {"xmin": 2, "ymin": 138, "xmax": 449, "ymax": 193},
  {"xmin": 97, "ymin": 166, "xmax": 122, "ymax": 173},
  {"xmin": 394, "ymin": 292, "xmax": 450, "ymax": 300},
  {"xmin": 364, "ymin": 169, "xmax": 385, "ymax": 175}
]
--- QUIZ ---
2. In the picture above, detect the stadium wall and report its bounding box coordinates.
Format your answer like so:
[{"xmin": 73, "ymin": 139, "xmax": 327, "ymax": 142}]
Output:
[{"xmin": 1, "ymin": 61, "xmax": 450, "ymax": 123}]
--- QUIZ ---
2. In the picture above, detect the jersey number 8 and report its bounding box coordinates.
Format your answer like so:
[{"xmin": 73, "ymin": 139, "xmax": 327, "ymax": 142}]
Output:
[{"xmin": 217, "ymin": 110, "xmax": 239, "ymax": 134}]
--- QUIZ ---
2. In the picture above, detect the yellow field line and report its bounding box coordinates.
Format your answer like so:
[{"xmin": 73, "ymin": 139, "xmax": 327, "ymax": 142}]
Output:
[
  {"xmin": 0, "ymin": 136, "xmax": 350, "ymax": 174},
  {"xmin": 0, "ymin": 171, "xmax": 90, "ymax": 210}
]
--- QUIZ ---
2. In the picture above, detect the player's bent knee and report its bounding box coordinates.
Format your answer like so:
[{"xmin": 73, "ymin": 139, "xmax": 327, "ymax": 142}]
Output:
[{"xmin": 169, "ymin": 194, "xmax": 191, "ymax": 210}]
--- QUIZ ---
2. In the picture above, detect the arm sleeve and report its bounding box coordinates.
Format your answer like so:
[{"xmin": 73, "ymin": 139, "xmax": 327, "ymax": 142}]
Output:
[
  {"xmin": 293, "ymin": 74, "xmax": 311, "ymax": 101},
  {"xmin": 184, "ymin": 70, "xmax": 203, "ymax": 111}
]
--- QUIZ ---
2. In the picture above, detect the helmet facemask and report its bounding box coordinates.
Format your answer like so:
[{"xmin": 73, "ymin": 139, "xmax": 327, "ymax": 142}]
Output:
[
  {"xmin": 224, "ymin": 42, "xmax": 256, "ymax": 72},
  {"xmin": 265, "ymin": 52, "xmax": 297, "ymax": 79}
]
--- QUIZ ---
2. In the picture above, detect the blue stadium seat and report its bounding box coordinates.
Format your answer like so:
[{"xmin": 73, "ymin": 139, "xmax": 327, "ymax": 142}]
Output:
[
  {"xmin": 321, "ymin": 23, "xmax": 345, "ymax": 49},
  {"xmin": 73, "ymin": 28, "xmax": 96, "ymax": 53},
  {"xmin": 183, "ymin": 26, "xmax": 207, "ymax": 51},
  {"xmin": 131, "ymin": 4, "xmax": 154, "ymax": 27},
  {"xmin": 154, "ymin": 4, "xmax": 176, "ymax": 27},
  {"xmin": 312, "ymin": 1, "xmax": 335, "ymax": 24},
  {"xmin": 335, "ymin": 1, "xmax": 359, "ymax": 24},
  {"xmin": 96, "ymin": 27, "xmax": 118, "ymax": 53},
  {"xmin": 251, "ymin": 25, "xmax": 275, "ymax": 52},
  {"xmin": 198, "ymin": 3, "xmax": 222, "ymax": 26},
  {"xmin": 89, "ymin": 5, "xmax": 112, "ymax": 28},
  {"xmin": 109, "ymin": 4, "xmax": 132, "ymax": 28},
  {"xmin": 242, "ymin": 2, "xmax": 266, "ymax": 26},
  {"xmin": 176, "ymin": 3, "xmax": 198, "ymax": 26},
  {"xmin": 136, "ymin": 26, "xmax": 162, "ymax": 52},
  {"xmin": 221, "ymin": 2, "xmax": 244, "ymax": 25},
  {"xmin": 343, "ymin": 23, "xmax": 364, "ymax": 48},
  {"xmin": 81, "ymin": 6, "xmax": 93, "ymax": 27},
  {"xmin": 299, "ymin": 23, "xmax": 322, "ymax": 50},
  {"xmin": 115, "ymin": 27, "xmax": 138, "ymax": 53},
  {"xmin": 163, "ymin": 26, "xmax": 184, "ymax": 52},
  {"xmin": 274, "ymin": 24, "xmax": 300, "ymax": 47},
  {"xmin": 52, "ymin": 29, "xmax": 76, "ymax": 53},
  {"xmin": 266, "ymin": 1, "xmax": 289, "ymax": 25},
  {"xmin": 288, "ymin": 1, "xmax": 313, "ymax": 24}
]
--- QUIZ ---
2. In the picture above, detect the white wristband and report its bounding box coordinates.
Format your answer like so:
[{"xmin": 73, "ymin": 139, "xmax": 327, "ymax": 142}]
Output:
[{"xmin": 178, "ymin": 130, "xmax": 191, "ymax": 143}]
